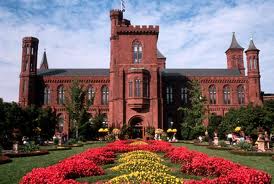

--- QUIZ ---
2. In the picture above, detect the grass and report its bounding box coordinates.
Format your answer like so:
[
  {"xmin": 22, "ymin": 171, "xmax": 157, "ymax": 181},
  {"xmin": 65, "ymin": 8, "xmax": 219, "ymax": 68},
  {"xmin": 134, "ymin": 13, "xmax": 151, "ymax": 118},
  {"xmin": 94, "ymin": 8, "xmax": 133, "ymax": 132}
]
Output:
[
  {"xmin": 0, "ymin": 143, "xmax": 105, "ymax": 184},
  {"xmin": 173, "ymin": 143, "xmax": 274, "ymax": 179},
  {"xmin": 0, "ymin": 142, "xmax": 273, "ymax": 184}
]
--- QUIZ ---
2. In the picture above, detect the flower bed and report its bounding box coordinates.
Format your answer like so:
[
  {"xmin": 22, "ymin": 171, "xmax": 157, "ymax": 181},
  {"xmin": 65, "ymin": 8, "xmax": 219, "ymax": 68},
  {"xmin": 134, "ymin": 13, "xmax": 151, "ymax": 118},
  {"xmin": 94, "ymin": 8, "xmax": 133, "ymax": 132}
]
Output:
[
  {"xmin": 229, "ymin": 149, "xmax": 274, "ymax": 156},
  {"xmin": 206, "ymin": 145, "xmax": 233, "ymax": 150},
  {"xmin": 20, "ymin": 140, "xmax": 272, "ymax": 184},
  {"xmin": 0, "ymin": 155, "xmax": 12, "ymax": 164},
  {"xmin": 165, "ymin": 147, "xmax": 272, "ymax": 183},
  {"xmin": 4, "ymin": 150, "xmax": 49, "ymax": 158}
]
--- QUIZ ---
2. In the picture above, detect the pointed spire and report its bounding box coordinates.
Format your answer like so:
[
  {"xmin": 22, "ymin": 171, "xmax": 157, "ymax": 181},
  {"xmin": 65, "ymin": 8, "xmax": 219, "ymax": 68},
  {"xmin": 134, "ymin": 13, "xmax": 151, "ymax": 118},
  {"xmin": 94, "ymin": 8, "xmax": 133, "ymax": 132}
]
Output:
[
  {"xmin": 228, "ymin": 32, "xmax": 244, "ymax": 50},
  {"xmin": 40, "ymin": 49, "xmax": 48, "ymax": 70},
  {"xmin": 246, "ymin": 37, "xmax": 259, "ymax": 52}
]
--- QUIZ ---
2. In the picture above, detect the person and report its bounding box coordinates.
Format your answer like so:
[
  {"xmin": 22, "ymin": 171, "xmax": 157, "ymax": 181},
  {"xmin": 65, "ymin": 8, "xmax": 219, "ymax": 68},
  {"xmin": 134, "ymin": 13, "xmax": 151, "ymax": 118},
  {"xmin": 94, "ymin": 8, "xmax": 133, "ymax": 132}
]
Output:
[
  {"xmin": 227, "ymin": 133, "xmax": 233, "ymax": 145},
  {"xmin": 264, "ymin": 131, "xmax": 270, "ymax": 149}
]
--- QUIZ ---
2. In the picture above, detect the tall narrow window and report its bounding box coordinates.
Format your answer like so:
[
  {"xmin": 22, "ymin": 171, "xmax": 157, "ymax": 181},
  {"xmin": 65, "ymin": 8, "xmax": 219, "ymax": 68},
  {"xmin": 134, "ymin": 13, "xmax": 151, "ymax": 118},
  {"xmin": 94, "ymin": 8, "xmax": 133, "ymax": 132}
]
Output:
[
  {"xmin": 101, "ymin": 86, "xmax": 109, "ymax": 105},
  {"xmin": 237, "ymin": 85, "xmax": 245, "ymax": 104},
  {"xmin": 87, "ymin": 86, "xmax": 95, "ymax": 104},
  {"xmin": 133, "ymin": 42, "xmax": 142, "ymax": 63},
  {"xmin": 223, "ymin": 85, "xmax": 231, "ymax": 104},
  {"xmin": 129, "ymin": 81, "xmax": 133, "ymax": 97},
  {"xmin": 143, "ymin": 78, "xmax": 149, "ymax": 97},
  {"xmin": 57, "ymin": 116, "xmax": 64, "ymax": 133},
  {"xmin": 57, "ymin": 86, "xmax": 65, "ymax": 105},
  {"xmin": 181, "ymin": 87, "xmax": 188, "ymax": 104},
  {"xmin": 253, "ymin": 57, "xmax": 257, "ymax": 70},
  {"xmin": 209, "ymin": 85, "xmax": 216, "ymax": 104},
  {"xmin": 135, "ymin": 79, "xmax": 141, "ymax": 97},
  {"xmin": 44, "ymin": 86, "xmax": 50, "ymax": 105},
  {"xmin": 166, "ymin": 86, "xmax": 173, "ymax": 104},
  {"xmin": 249, "ymin": 57, "xmax": 253, "ymax": 70}
]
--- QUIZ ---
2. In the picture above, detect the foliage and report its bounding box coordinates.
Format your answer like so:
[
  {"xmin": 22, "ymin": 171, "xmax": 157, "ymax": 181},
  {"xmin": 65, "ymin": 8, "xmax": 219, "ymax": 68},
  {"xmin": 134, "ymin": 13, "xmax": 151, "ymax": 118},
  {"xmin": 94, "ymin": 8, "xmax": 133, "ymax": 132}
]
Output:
[
  {"xmin": 207, "ymin": 114, "xmax": 223, "ymax": 138},
  {"xmin": 65, "ymin": 80, "xmax": 93, "ymax": 139},
  {"xmin": 67, "ymin": 138, "xmax": 78, "ymax": 145},
  {"xmin": 218, "ymin": 140, "xmax": 228, "ymax": 148},
  {"xmin": 218, "ymin": 104, "xmax": 274, "ymax": 140},
  {"xmin": 0, "ymin": 98, "xmax": 57, "ymax": 149},
  {"xmin": 53, "ymin": 138, "xmax": 59, "ymax": 145},
  {"xmin": 236, "ymin": 141, "xmax": 255, "ymax": 151},
  {"xmin": 20, "ymin": 143, "xmax": 40, "ymax": 153},
  {"xmin": 178, "ymin": 80, "xmax": 207, "ymax": 140}
]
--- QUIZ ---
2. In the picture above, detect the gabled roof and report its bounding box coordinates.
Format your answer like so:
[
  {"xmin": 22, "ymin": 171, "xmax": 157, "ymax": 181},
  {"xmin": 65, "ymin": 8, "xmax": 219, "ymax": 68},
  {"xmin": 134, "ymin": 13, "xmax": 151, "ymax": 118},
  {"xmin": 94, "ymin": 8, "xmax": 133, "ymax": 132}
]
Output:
[
  {"xmin": 246, "ymin": 38, "xmax": 259, "ymax": 52},
  {"xmin": 37, "ymin": 69, "xmax": 109, "ymax": 77},
  {"xmin": 162, "ymin": 68, "xmax": 241, "ymax": 77},
  {"xmin": 40, "ymin": 50, "xmax": 49, "ymax": 70},
  {"xmin": 157, "ymin": 49, "xmax": 166, "ymax": 59},
  {"xmin": 227, "ymin": 32, "xmax": 244, "ymax": 51}
]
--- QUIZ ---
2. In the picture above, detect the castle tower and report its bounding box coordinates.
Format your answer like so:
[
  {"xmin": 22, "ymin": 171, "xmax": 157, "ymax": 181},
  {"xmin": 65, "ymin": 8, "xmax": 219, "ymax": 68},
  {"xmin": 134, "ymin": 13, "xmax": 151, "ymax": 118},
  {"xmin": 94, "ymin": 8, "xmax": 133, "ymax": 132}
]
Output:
[
  {"xmin": 108, "ymin": 9, "xmax": 163, "ymax": 132},
  {"xmin": 245, "ymin": 38, "xmax": 262, "ymax": 105},
  {"xmin": 225, "ymin": 32, "xmax": 245, "ymax": 75},
  {"xmin": 19, "ymin": 37, "xmax": 39, "ymax": 106}
]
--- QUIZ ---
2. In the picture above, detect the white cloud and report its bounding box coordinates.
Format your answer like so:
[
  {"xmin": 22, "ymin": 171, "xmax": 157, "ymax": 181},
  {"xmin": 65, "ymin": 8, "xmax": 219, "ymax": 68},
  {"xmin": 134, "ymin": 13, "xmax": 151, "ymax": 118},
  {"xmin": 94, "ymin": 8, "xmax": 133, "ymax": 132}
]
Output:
[{"xmin": 0, "ymin": 0, "xmax": 274, "ymax": 102}]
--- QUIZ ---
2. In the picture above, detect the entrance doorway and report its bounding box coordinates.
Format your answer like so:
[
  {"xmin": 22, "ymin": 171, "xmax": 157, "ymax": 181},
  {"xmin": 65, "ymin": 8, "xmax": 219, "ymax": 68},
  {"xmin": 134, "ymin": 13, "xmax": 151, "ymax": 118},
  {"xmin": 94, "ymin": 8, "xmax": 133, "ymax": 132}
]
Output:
[{"xmin": 129, "ymin": 116, "xmax": 144, "ymax": 139}]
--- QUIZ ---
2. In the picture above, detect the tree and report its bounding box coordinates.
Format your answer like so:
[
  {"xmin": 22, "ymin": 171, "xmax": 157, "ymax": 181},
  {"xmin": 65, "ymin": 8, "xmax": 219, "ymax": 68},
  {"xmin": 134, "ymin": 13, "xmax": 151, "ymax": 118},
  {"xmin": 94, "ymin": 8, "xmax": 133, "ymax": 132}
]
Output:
[
  {"xmin": 178, "ymin": 80, "xmax": 207, "ymax": 140},
  {"xmin": 65, "ymin": 80, "xmax": 93, "ymax": 139}
]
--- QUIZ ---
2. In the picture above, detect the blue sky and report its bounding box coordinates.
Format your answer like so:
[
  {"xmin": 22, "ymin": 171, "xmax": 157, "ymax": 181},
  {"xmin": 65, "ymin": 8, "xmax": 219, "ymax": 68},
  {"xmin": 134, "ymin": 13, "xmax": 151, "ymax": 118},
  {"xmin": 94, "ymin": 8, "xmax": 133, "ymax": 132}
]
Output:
[{"xmin": 0, "ymin": 0, "xmax": 274, "ymax": 102}]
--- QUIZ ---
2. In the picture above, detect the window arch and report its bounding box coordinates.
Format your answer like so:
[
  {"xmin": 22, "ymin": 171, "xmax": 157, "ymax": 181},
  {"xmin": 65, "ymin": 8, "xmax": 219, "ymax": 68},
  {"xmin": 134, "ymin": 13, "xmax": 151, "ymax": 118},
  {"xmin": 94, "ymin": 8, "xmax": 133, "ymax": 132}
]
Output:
[
  {"xmin": 166, "ymin": 86, "xmax": 173, "ymax": 104},
  {"xmin": 135, "ymin": 78, "xmax": 141, "ymax": 97},
  {"xmin": 101, "ymin": 86, "xmax": 109, "ymax": 105},
  {"xmin": 129, "ymin": 80, "xmax": 133, "ymax": 97},
  {"xmin": 223, "ymin": 85, "xmax": 231, "ymax": 104},
  {"xmin": 57, "ymin": 85, "xmax": 65, "ymax": 105},
  {"xmin": 133, "ymin": 41, "xmax": 142, "ymax": 63},
  {"xmin": 181, "ymin": 87, "xmax": 188, "ymax": 104},
  {"xmin": 87, "ymin": 86, "xmax": 95, "ymax": 104},
  {"xmin": 209, "ymin": 85, "xmax": 216, "ymax": 104},
  {"xmin": 43, "ymin": 86, "xmax": 50, "ymax": 105},
  {"xmin": 143, "ymin": 78, "xmax": 149, "ymax": 98},
  {"xmin": 237, "ymin": 85, "xmax": 245, "ymax": 104},
  {"xmin": 253, "ymin": 56, "xmax": 257, "ymax": 70},
  {"xmin": 57, "ymin": 115, "xmax": 64, "ymax": 133}
]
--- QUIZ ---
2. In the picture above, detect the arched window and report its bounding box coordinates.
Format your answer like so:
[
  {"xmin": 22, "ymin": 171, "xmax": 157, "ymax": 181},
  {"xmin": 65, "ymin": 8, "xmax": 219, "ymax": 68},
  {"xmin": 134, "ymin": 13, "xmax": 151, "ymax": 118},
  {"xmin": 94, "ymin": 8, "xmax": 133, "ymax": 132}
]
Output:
[
  {"xmin": 133, "ymin": 42, "xmax": 142, "ymax": 63},
  {"xmin": 166, "ymin": 86, "xmax": 173, "ymax": 104},
  {"xmin": 57, "ymin": 115, "xmax": 64, "ymax": 133},
  {"xmin": 135, "ymin": 79, "xmax": 141, "ymax": 97},
  {"xmin": 253, "ymin": 57, "xmax": 257, "ymax": 70},
  {"xmin": 87, "ymin": 86, "xmax": 95, "ymax": 104},
  {"xmin": 57, "ymin": 86, "xmax": 65, "ymax": 105},
  {"xmin": 223, "ymin": 85, "xmax": 231, "ymax": 104},
  {"xmin": 237, "ymin": 85, "xmax": 245, "ymax": 104},
  {"xmin": 143, "ymin": 78, "xmax": 149, "ymax": 97},
  {"xmin": 181, "ymin": 87, "xmax": 188, "ymax": 104},
  {"xmin": 44, "ymin": 86, "xmax": 50, "ymax": 105},
  {"xmin": 209, "ymin": 85, "xmax": 216, "ymax": 104},
  {"xmin": 129, "ymin": 80, "xmax": 133, "ymax": 97},
  {"xmin": 249, "ymin": 57, "xmax": 253, "ymax": 70},
  {"xmin": 101, "ymin": 86, "xmax": 109, "ymax": 105}
]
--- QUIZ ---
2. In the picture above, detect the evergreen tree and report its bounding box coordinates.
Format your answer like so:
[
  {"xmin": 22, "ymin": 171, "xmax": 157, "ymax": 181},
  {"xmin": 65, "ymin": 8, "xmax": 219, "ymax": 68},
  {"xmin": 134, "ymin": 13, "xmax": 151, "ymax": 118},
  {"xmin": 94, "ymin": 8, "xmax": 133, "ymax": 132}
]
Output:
[
  {"xmin": 65, "ymin": 80, "xmax": 93, "ymax": 139},
  {"xmin": 178, "ymin": 80, "xmax": 207, "ymax": 140}
]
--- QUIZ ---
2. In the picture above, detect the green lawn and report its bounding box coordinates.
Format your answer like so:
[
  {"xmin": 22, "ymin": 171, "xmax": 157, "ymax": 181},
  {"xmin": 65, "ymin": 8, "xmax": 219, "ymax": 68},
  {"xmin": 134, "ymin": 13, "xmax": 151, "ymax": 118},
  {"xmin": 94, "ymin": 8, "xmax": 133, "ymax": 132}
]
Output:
[
  {"xmin": 0, "ymin": 143, "xmax": 105, "ymax": 184},
  {"xmin": 172, "ymin": 143, "xmax": 274, "ymax": 179},
  {"xmin": 0, "ymin": 142, "xmax": 273, "ymax": 184}
]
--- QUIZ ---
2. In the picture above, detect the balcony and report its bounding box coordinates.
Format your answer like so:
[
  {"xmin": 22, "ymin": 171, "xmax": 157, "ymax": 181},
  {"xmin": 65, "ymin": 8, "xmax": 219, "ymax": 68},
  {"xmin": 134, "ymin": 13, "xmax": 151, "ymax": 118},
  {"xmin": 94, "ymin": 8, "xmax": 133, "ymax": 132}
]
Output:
[{"xmin": 128, "ymin": 97, "xmax": 149, "ymax": 109}]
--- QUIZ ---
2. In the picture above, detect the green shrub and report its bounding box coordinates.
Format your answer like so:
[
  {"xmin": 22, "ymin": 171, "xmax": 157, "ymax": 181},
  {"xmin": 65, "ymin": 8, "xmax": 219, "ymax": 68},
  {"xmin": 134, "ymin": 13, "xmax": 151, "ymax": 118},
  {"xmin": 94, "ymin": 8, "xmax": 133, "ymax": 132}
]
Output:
[
  {"xmin": 67, "ymin": 138, "xmax": 78, "ymax": 145},
  {"xmin": 20, "ymin": 143, "xmax": 40, "ymax": 153},
  {"xmin": 53, "ymin": 138, "xmax": 59, "ymax": 145},
  {"xmin": 236, "ymin": 142, "xmax": 255, "ymax": 151},
  {"xmin": 219, "ymin": 140, "xmax": 228, "ymax": 147}
]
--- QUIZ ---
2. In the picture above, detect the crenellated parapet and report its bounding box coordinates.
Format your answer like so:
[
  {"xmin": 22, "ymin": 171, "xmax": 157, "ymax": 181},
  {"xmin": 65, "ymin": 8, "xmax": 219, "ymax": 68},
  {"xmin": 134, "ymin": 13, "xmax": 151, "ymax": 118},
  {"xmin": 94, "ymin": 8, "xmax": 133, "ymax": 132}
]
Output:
[{"xmin": 116, "ymin": 25, "xmax": 159, "ymax": 34}]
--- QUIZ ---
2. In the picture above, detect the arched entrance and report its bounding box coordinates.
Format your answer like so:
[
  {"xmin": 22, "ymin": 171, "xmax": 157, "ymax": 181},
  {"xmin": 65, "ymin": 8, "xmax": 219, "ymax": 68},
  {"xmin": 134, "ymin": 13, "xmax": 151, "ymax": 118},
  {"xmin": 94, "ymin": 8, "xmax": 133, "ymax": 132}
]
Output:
[{"xmin": 129, "ymin": 116, "xmax": 144, "ymax": 139}]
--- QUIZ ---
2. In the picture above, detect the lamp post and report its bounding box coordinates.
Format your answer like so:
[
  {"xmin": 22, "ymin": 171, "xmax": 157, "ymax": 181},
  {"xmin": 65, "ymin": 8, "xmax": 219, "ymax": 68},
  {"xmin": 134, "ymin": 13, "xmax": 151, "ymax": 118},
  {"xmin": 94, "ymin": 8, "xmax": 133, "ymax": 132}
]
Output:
[{"xmin": 170, "ymin": 121, "xmax": 174, "ymax": 129}]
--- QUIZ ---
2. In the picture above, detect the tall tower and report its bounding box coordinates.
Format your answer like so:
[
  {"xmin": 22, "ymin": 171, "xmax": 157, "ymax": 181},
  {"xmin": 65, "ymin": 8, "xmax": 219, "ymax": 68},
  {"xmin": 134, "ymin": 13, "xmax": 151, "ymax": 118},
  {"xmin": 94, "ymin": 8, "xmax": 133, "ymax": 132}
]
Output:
[
  {"xmin": 245, "ymin": 38, "xmax": 262, "ymax": 105},
  {"xmin": 108, "ymin": 9, "xmax": 162, "ymax": 131},
  {"xmin": 225, "ymin": 32, "xmax": 245, "ymax": 75},
  {"xmin": 19, "ymin": 37, "xmax": 39, "ymax": 106}
]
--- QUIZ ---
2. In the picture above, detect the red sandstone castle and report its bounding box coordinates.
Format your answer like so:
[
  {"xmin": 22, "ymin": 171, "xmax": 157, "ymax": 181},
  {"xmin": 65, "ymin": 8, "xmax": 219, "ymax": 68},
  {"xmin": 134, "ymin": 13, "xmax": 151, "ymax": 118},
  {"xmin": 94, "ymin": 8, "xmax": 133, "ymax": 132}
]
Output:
[{"xmin": 19, "ymin": 10, "xmax": 264, "ymax": 137}]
